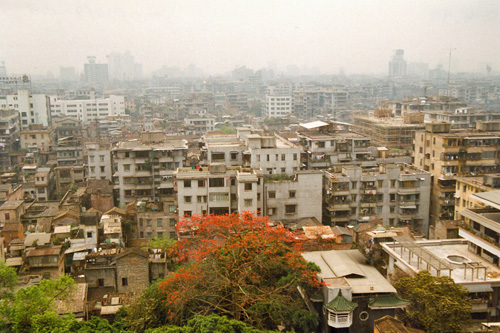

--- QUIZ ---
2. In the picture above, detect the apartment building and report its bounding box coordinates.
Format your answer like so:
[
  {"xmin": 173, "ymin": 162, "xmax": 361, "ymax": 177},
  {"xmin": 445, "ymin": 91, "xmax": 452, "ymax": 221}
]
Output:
[
  {"xmin": 201, "ymin": 128, "xmax": 301, "ymax": 175},
  {"xmin": 49, "ymin": 95, "xmax": 125, "ymax": 123},
  {"xmin": 183, "ymin": 116, "xmax": 216, "ymax": 134},
  {"xmin": 265, "ymin": 95, "xmax": 292, "ymax": 118},
  {"xmin": 414, "ymin": 122, "xmax": 500, "ymax": 237},
  {"xmin": 20, "ymin": 125, "xmax": 53, "ymax": 151},
  {"xmin": 176, "ymin": 164, "xmax": 322, "ymax": 225},
  {"xmin": 52, "ymin": 117, "xmax": 82, "ymax": 140},
  {"xmin": 297, "ymin": 121, "xmax": 371, "ymax": 169},
  {"xmin": 354, "ymin": 114, "xmax": 424, "ymax": 150},
  {"xmin": 454, "ymin": 174, "xmax": 500, "ymax": 219},
  {"xmin": 86, "ymin": 142, "xmax": 112, "ymax": 181},
  {"xmin": 264, "ymin": 170, "xmax": 323, "ymax": 224},
  {"xmin": 323, "ymin": 163, "xmax": 431, "ymax": 236},
  {"xmin": 425, "ymin": 108, "xmax": 500, "ymax": 129},
  {"xmin": 54, "ymin": 165, "xmax": 85, "ymax": 199},
  {"xmin": 112, "ymin": 132, "xmax": 188, "ymax": 205},
  {"xmin": 0, "ymin": 109, "xmax": 20, "ymax": 147},
  {"xmin": 0, "ymin": 89, "xmax": 51, "ymax": 129},
  {"xmin": 56, "ymin": 136, "xmax": 83, "ymax": 167},
  {"xmin": 176, "ymin": 164, "xmax": 263, "ymax": 217}
]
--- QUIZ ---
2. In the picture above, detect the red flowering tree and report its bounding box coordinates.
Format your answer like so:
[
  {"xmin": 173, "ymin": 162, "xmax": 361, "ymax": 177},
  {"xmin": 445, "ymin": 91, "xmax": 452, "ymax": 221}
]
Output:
[{"xmin": 157, "ymin": 213, "xmax": 322, "ymax": 332}]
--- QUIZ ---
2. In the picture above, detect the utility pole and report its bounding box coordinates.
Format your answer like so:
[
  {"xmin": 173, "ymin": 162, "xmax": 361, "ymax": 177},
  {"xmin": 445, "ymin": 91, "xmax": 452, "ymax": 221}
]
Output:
[{"xmin": 446, "ymin": 48, "xmax": 456, "ymax": 97}]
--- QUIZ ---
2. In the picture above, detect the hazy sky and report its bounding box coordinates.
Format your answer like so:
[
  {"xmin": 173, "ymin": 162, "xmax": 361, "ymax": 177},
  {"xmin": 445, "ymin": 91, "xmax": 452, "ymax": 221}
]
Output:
[{"xmin": 1, "ymin": 0, "xmax": 499, "ymax": 76}]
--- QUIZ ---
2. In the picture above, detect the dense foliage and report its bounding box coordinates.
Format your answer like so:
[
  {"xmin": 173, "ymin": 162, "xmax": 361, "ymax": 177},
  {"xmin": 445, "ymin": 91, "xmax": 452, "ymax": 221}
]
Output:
[
  {"xmin": 154, "ymin": 213, "xmax": 322, "ymax": 332},
  {"xmin": 394, "ymin": 271, "xmax": 472, "ymax": 332}
]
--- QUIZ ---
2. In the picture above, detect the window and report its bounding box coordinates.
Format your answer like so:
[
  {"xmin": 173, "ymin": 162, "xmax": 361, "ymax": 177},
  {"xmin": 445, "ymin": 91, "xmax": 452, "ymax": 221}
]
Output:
[
  {"xmin": 4, "ymin": 213, "xmax": 9, "ymax": 221},
  {"xmin": 184, "ymin": 196, "xmax": 192, "ymax": 203},
  {"xmin": 147, "ymin": 219, "xmax": 152, "ymax": 227},
  {"xmin": 90, "ymin": 156, "xmax": 95, "ymax": 163},
  {"xmin": 212, "ymin": 152, "xmax": 225, "ymax": 161},
  {"xmin": 231, "ymin": 179, "xmax": 236, "ymax": 186},
  {"xmin": 378, "ymin": 180, "xmax": 383, "ymax": 187},
  {"xmin": 184, "ymin": 180, "xmax": 191, "ymax": 188},
  {"xmin": 390, "ymin": 194, "xmax": 396, "ymax": 202},
  {"xmin": 377, "ymin": 206, "xmax": 382, "ymax": 213},
  {"xmin": 281, "ymin": 168, "xmax": 286, "ymax": 173},
  {"xmin": 390, "ymin": 180, "xmax": 396, "ymax": 188},
  {"xmin": 351, "ymin": 181, "xmax": 357, "ymax": 189},
  {"xmin": 267, "ymin": 207, "xmax": 277, "ymax": 215},
  {"xmin": 209, "ymin": 178, "xmax": 224, "ymax": 187},
  {"xmin": 268, "ymin": 191, "xmax": 276, "ymax": 198},
  {"xmin": 293, "ymin": 153, "xmax": 298, "ymax": 161},
  {"xmin": 184, "ymin": 211, "xmax": 192, "ymax": 217},
  {"xmin": 99, "ymin": 155, "xmax": 105, "ymax": 162},
  {"xmin": 257, "ymin": 155, "xmax": 260, "ymax": 162},
  {"xmin": 285, "ymin": 205, "xmax": 297, "ymax": 214},
  {"xmin": 390, "ymin": 206, "xmax": 395, "ymax": 213},
  {"xmin": 289, "ymin": 190, "xmax": 296, "ymax": 198},
  {"xmin": 170, "ymin": 219, "xmax": 176, "ymax": 226},
  {"xmin": 244, "ymin": 199, "xmax": 253, "ymax": 206},
  {"xmin": 198, "ymin": 179, "xmax": 205, "ymax": 187},
  {"xmin": 124, "ymin": 164, "xmax": 130, "ymax": 171},
  {"xmin": 230, "ymin": 152, "xmax": 238, "ymax": 160},
  {"xmin": 122, "ymin": 278, "xmax": 128, "ymax": 286},
  {"xmin": 244, "ymin": 183, "xmax": 252, "ymax": 191},
  {"xmin": 100, "ymin": 166, "xmax": 105, "ymax": 172},
  {"xmin": 87, "ymin": 232, "xmax": 92, "ymax": 238},
  {"xmin": 139, "ymin": 218, "xmax": 143, "ymax": 227},
  {"xmin": 281, "ymin": 154, "xmax": 285, "ymax": 161},
  {"xmin": 98, "ymin": 279, "xmax": 104, "ymax": 287},
  {"xmin": 267, "ymin": 154, "xmax": 270, "ymax": 162},
  {"xmin": 157, "ymin": 218, "xmax": 162, "ymax": 227}
]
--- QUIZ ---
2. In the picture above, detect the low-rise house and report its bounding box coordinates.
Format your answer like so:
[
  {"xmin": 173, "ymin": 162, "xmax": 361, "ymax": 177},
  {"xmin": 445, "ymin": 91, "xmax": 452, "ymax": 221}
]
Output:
[
  {"xmin": 303, "ymin": 250, "xmax": 409, "ymax": 333},
  {"xmin": 26, "ymin": 246, "xmax": 64, "ymax": 279}
]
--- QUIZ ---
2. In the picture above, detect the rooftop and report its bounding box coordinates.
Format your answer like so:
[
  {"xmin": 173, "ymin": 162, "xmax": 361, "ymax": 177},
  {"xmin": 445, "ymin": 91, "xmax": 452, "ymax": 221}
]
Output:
[{"xmin": 302, "ymin": 249, "xmax": 397, "ymax": 294}]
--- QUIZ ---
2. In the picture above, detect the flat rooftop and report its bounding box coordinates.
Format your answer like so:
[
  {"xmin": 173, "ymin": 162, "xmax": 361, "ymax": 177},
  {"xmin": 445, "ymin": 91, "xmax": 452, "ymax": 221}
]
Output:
[
  {"xmin": 298, "ymin": 130, "xmax": 368, "ymax": 140},
  {"xmin": 383, "ymin": 239, "xmax": 500, "ymax": 286}
]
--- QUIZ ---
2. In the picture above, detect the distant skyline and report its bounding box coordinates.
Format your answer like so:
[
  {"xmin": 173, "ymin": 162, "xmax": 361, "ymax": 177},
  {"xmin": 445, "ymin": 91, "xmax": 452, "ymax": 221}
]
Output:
[{"xmin": 1, "ymin": 0, "xmax": 499, "ymax": 77}]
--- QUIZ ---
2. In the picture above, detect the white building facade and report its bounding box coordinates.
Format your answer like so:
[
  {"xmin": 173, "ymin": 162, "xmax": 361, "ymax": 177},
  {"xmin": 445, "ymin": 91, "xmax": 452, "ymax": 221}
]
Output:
[{"xmin": 49, "ymin": 95, "xmax": 125, "ymax": 123}]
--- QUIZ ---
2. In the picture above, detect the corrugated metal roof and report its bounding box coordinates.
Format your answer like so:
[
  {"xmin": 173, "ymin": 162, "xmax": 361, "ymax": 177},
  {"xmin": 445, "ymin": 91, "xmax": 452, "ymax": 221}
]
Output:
[
  {"xmin": 299, "ymin": 120, "xmax": 329, "ymax": 129},
  {"xmin": 26, "ymin": 246, "xmax": 61, "ymax": 257}
]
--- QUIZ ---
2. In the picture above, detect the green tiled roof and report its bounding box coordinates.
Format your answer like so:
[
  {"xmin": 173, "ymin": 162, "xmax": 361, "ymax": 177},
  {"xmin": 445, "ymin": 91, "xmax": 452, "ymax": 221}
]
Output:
[
  {"xmin": 325, "ymin": 293, "xmax": 358, "ymax": 312},
  {"xmin": 368, "ymin": 294, "xmax": 410, "ymax": 309}
]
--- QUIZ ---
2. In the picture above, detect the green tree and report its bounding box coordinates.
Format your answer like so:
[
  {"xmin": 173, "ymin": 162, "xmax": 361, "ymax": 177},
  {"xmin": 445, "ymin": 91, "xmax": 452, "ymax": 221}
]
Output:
[
  {"xmin": 394, "ymin": 271, "xmax": 471, "ymax": 332},
  {"xmin": 122, "ymin": 279, "xmax": 170, "ymax": 332},
  {"xmin": 0, "ymin": 274, "xmax": 75, "ymax": 332},
  {"xmin": 145, "ymin": 314, "xmax": 281, "ymax": 333},
  {"xmin": 143, "ymin": 236, "xmax": 177, "ymax": 254},
  {"xmin": 220, "ymin": 126, "xmax": 236, "ymax": 134},
  {"xmin": 0, "ymin": 261, "xmax": 18, "ymax": 298}
]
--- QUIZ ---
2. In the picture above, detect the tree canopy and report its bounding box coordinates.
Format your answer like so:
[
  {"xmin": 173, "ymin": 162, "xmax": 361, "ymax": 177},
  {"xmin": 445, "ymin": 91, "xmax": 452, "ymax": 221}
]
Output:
[
  {"xmin": 394, "ymin": 271, "xmax": 471, "ymax": 333},
  {"xmin": 0, "ymin": 274, "xmax": 75, "ymax": 332},
  {"xmin": 153, "ymin": 213, "xmax": 322, "ymax": 332}
]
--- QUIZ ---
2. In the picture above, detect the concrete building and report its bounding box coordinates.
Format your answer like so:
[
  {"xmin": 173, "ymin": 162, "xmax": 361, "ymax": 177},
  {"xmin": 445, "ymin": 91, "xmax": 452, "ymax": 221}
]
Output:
[
  {"xmin": 54, "ymin": 165, "xmax": 85, "ymax": 199},
  {"xmin": 264, "ymin": 170, "xmax": 323, "ymax": 224},
  {"xmin": 413, "ymin": 122, "xmax": 500, "ymax": 237},
  {"xmin": 183, "ymin": 116, "xmax": 216, "ymax": 134},
  {"xmin": 176, "ymin": 164, "xmax": 263, "ymax": 217},
  {"xmin": 49, "ymin": 95, "xmax": 125, "ymax": 123},
  {"xmin": 112, "ymin": 132, "xmax": 188, "ymax": 205},
  {"xmin": 56, "ymin": 136, "xmax": 83, "ymax": 166},
  {"xmin": 382, "ymin": 236, "xmax": 500, "ymax": 321},
  {"xmin": 136, "ymin": 210, "xmax": 178, "ymax": 240},
  {"xmin": 0, "ymin": 89, "xmax": 51, "ymax": 129},
  {"xmin": 86, "ymin": 142, "xmax": 112, "ymax": 180},
  {"xmin": 425, "ymin": 108, "xmax": 500, "ymax": 129},
  {"xmin": 265, "ymin": 95, "xmax": 292, "ymax": 118},
  {"xmin": 107, "ymin": 51, "xmax": 142, "ymax": 81},
  {"xmin": 201, "ymin": 128, "xmax": 302, "ymax": 176},
  {"xmin": 19, "ymin": 125, "xmax": 53, "ymax": 151},
  {"xmin": 353, "ymin": 115, "xmax": 424, "ymax": 151},
  {"xmin": 297, "ymin": 121, "xmax": 372, "ymax": 169},
  {"xmin": 83, "ymin": 56, "xmax": 108, "ymax": 87},
  {"xmin": 176, "ymin": 164, "xmax": 322, "ymax": 224},
  {"xmin": 323, "ymin": 164, "xmax": 431, "ymax": 236},
  {"xmin": 0, "ymin": 109, "xmax": 20, "ymax": 149},
  {"xmin": 388, "ymin": 49, "xmax": 406, "ymax": 77}
]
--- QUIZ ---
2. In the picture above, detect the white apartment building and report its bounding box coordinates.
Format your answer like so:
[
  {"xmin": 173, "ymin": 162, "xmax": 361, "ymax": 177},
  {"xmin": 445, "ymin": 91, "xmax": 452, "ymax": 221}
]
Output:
[
  {"xmin": 202, "ymin": 128, "xmax": 301, "ymax": 175},
  {"xmin": 49, "ymin": 95, "xmax": 125, "ymax": 123},
  {"xmin": 112, "ymin": 132, "xmax": 187, "ymax": 205},
  {"xmin": 184, "ymin": 116, "xmax": 216, "ymax": 134},
  {"xmin": 86, "ymin": 143, "xmax": 113, "ymax": 181},
  {"xmin": 175, "ymin": 165, "xmax": 322, "ymax": 225},
  {"xmin": 0, "ymin": 89, "xmax": 51, "ymax": 129},
  {"xmin": 176, "ymin": 164, "xmax": 263, "ymax": 217},
  {"xmin": 265, "ymin": 95, "xmax": 292, "ymax": 118}
]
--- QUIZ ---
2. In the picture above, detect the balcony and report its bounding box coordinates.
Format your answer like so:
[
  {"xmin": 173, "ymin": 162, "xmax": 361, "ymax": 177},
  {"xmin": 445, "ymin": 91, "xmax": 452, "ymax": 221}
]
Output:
[{"xmin": 397, "ymin": 187, "xmax": 420, "ymax": 195}]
